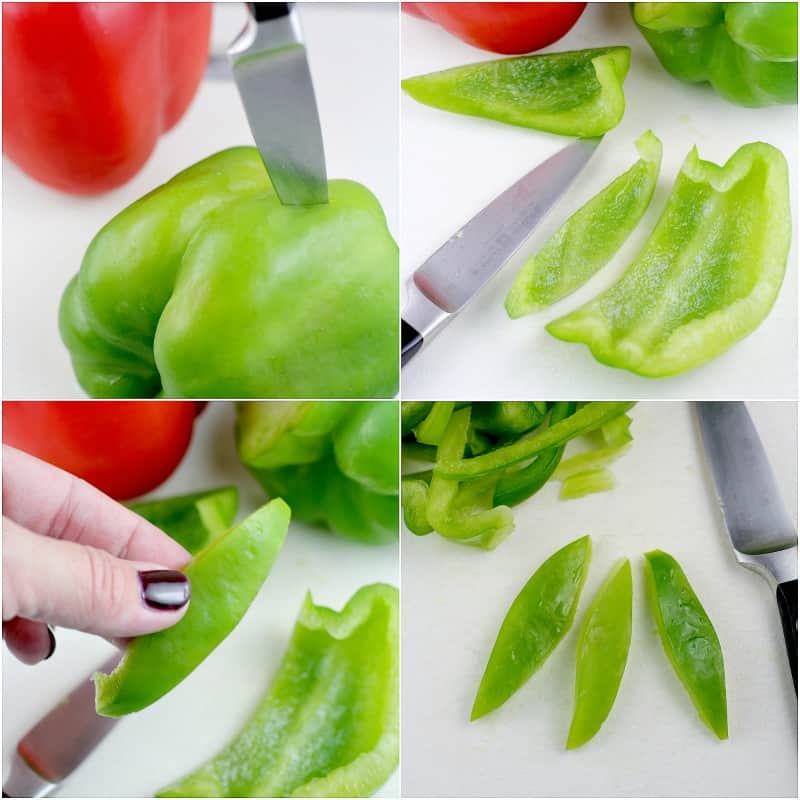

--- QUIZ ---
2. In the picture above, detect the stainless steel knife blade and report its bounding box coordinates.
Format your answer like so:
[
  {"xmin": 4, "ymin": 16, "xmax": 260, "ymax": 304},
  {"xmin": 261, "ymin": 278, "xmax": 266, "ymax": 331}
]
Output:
[
  {"xmin": 401, "ymin": 137, "xmax": 601, "ymax": 365},
  {"xmin": 228, "ymin": 3, "xmax": 327, "ymax": 206}
]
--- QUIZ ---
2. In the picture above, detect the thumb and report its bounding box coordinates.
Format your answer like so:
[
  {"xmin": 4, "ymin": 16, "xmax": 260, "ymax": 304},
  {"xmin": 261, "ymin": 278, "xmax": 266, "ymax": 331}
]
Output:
[{"xmin": 3, "ymin": 519, "xmax": 190, "ymax": 639}]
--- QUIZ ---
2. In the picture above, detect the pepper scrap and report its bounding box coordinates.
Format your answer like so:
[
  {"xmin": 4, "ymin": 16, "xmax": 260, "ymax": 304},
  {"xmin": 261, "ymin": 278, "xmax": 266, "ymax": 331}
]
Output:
[
  {"xmin": 644, "ymin": 550, "xmax": 728, "ymax": 739},
  {"xmin": 94, "ymin": 499, "xmax": 290, "ymax": 717},
  {"xmin": 237, "ymin": 402, "xmax": 398, "ymax": 545},
  {"xmin": 633, "ymin": 2, "xmax": 798, "ymax": 107},
  {"xmin": 59, "ymin": 148, "xmax": 399, "ymax": 400},
  {"xmin": 402, "ymin": 47, "xmax": 631, "ymax": 137},
  {"xmin": 129, "ymin": 487, "xmax": 239, "ymax": 555},
  {"xmin": 156, "ymin": 583, "xmax": 399, "ymax": 798},
  {"xmin": 547, "ymin": 142, "xmax": 791, "ymax": 377},
  {"xmin": 471, "ymin": 535, "xmax": 592, "ymax": 720},
  {"xmin": 506, "ymin": 131, "xmax": 663, "ymax": 317}
]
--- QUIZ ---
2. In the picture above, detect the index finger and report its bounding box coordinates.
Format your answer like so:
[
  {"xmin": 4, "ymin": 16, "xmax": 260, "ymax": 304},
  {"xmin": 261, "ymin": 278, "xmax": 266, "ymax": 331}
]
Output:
[{"xmin": 2, "ymin": 446, "xmax": 191, "ymax": 568}]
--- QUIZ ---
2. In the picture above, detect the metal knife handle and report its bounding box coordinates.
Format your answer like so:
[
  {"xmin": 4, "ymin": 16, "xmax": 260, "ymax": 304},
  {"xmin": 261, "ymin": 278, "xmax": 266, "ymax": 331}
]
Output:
[
  {"xmin": 776, "ymin": 578, "xmax": 797, "ymax": 693},
  {"xmin": 248, "ymin": 3, "xmax": 293, "ymax": 22},
  {"xmin": 402, "ymin": 320, "xmax": 423, "ymax": 366},
  {"xmin": 401, "ymin": 280, "xmax": 450, "ymax": 367}
]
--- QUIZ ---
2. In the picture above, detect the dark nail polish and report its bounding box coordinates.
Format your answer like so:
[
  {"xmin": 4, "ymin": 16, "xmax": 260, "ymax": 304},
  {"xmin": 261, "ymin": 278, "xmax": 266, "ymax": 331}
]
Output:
[
  {"xmin": 139, "ymin": 570, "xmax": 190, "ymax": 611},
  {"xmin": 45, "ymin": 625, "xmax": 56, "ymax": 660}
]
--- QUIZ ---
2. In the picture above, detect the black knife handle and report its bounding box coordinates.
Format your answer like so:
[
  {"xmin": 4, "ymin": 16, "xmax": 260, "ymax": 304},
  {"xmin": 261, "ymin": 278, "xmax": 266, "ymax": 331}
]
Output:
[
  {"xmin": 776, "ymin": 578, "xmax": 797, "ymax": 693},
  {"xmin": 248, "ymin": 3, "xmax": 292, "ymax": 22},
  {"xmin": 402, "ymin": 320, "xmax": 423, "ymax": 366}
]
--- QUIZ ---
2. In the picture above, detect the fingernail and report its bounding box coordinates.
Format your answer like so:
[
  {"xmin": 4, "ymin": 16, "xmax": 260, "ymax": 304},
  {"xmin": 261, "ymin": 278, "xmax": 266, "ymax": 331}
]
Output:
[
  {"xmin": 45, "ymin": 625, "xmax": 56, "ymax": 660},
  {"xmin": 139, "ymin": 570, "xmax": 190, "ymax": 611}
]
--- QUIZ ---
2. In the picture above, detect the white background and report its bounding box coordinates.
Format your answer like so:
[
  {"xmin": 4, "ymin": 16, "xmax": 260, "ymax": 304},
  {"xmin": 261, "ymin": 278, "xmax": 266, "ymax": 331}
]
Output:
[
  {"xmin": 2, "ymin": 403, "xmax": 400, "ymax": 797},
  {"xmin": 2, "ymin": 3, "xmax": 399, "ymax": 399},
  {"xmin": 401, "ymin": 402, "xmax": 797, "ymax": 798},
  {"xmin": 401, "ymin": 4, "xmax": 798, "ymax": 399}
]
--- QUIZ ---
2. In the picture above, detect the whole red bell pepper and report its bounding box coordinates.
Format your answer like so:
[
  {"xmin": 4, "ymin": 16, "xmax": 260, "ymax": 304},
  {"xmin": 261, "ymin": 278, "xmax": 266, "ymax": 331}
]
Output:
[
  {"xmin": 403, "ymin": 2, "xmax": 587, "ymax": 54},
  {"xmin": 2, "ymin": 2, "xmax": 211, "ymax": 195}
]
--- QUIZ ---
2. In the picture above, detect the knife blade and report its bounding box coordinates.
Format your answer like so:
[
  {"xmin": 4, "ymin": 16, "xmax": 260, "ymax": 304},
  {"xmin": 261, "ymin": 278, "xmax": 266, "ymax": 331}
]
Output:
[
  {"xmin": 228, "ymin": 3, "xmax": 327, "ymax": 206},
  {"xmin": 695, "ymin": 401, "xmax": 798, "ymax": 691},
  {"xmin": 3, "ymin": 654, "xmax": 120, "ymax": 798},
  {"xmin": 401, "ymin": 137, "xmax": 602, "ymax": 365}
]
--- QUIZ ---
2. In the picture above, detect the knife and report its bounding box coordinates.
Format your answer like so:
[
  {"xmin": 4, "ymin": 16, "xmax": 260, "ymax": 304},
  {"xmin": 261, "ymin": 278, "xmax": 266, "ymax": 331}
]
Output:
[
  {"xmin": 401, "ymin": 137, "xmax": 602, "ymax": 366},
  {"xmin": 228, "ymin": 2, "xmax": 327, "ymax": 205},
  {"xmin": 3, "ymin": 654, "xmax": 120, "ymax": 798},
  {"xmin": 695, "ymin": 401, "xmax": 798, "ymax": 692}
]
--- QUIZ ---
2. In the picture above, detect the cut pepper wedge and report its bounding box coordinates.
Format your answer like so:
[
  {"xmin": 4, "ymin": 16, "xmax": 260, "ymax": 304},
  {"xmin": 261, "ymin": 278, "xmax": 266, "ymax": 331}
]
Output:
[
  {"xmin": 547, "ymin": 141, "xmax": 791, "ymax": 377},
  {"xmin": 156, "ymin": 583, "xmax": 399, "ymax": 798},
  {"xmin": 402, "ymin": 46, "xmax": 631, "ymax": 137},
  {"xmin": 506, "ymin": 130, "xmax": 662, "ymax": 317}
]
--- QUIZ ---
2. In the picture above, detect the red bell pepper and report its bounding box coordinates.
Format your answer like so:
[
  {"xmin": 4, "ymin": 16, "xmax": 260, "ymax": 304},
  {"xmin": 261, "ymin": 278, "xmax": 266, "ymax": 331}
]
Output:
[
  {"xmin": 403, "ymin": 2, "xmax": 587, "ymax": 54},
  {"xmin": 2, "ymin": 2, "xmax": 211, "ymax": 195}
]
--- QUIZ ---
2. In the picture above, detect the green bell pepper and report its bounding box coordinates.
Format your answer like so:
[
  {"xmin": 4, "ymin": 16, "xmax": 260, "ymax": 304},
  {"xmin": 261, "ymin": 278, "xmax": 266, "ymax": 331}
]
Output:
[
  {"xmin": 547, "ymin": 142, "xmax": 791, "ymax": 377},
  {"xmin": 644, "ymin": 550, "xmax": 728, "ymax": 739},
  {"xmin": 633, "ymin": 3, "xmax": 798, "ymax": 107},
  {"xmin": 59, "ymin": 147, "xmax": 398, "ymax": 399},
  {"xmin": 402, "ymin": 47, "xmax": 631, "ymax": 137},
  {"xmin": 559, "ymin": 467, "xmax": 615, "ymax": 499},
  {"xmin": 237, "ymin": 402, "xmax": 398, "ymax": 545},
  {"xmin": 471, "ymin": 535, "xmax": 592, "ymax": 720},
  {"xmin": 129, "ymin": 487, "xmax": 239, "ymax": 555},
  {"xmin": 506, "ymin": 131, "xmax": 662, "ymax": 317},
  {"xmin": 156, "ymin": 583, "xmax": 399, "ymax": 798},
  {"xmin": 566, "ymin": 559, "xmax": 632, "ymax": 749},
  {"xmin": 94, "ymin": 499, "xmax": 290, "ymax": 717}
]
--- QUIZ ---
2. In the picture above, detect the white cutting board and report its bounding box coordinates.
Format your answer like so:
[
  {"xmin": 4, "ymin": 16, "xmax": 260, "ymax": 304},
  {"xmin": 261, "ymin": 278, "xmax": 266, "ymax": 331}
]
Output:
[
  {"xmin": 2, "ymin": 402, "xmax": 400, "ymax": 797},
  {"xmin": 2, "ymin": 3, "xmax": 399, "ymax": 399},
  {"xmin": 400, "ymin": 4, "xmax": 798, "ymax": 400},
  {"xmin": 401, "ymin": 401, "xmax": 797, "ymax": 798}
]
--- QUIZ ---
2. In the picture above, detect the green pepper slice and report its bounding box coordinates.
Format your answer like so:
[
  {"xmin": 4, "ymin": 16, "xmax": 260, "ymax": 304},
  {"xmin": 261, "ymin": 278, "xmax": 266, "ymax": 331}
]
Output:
[
  {"xmin": 402, "ymin": 47, "xmax": 631, "ymax": 137},
  {"xmin": 644, "ymin": 550, "xmax": 728, "ymax": 739},
  {"xmin": 471, "ymin": 535, "xmax": 592, "ymax": 720},
  {"xmin": 547, "ymin": 141, "xmax": 791, "ymax": 377},
  {"xmin": 94, "ymin": 499, "xmax": 290, "ymax": 717},
  {"xmin": 506, "ymin": 130, "xmax": 662, "ymax": 317},
  {"xmin": 156, "ymin": 583, "xmax": 399, "ymax": 798},
  {"xmin": 566, "ymin": 559, "xmax": 632, "ymax": 749}
]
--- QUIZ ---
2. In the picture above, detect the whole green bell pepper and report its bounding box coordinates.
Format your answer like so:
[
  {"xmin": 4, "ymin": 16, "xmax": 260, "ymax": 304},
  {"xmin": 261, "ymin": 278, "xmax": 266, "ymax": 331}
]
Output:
[
  {"xmin": 237, "ymin": 401, "xmax": 398, "ymax": 545},
  {"xmin": 157, "ymin": 583, "xmax": 399, "ymax": 798},
  {"xmin": 633, "ymin": 2, "xmax": 798, "ymax": 106},
  {"xmin": 59, "ymin": 147, "xmax": 398, "ymax": 399}
]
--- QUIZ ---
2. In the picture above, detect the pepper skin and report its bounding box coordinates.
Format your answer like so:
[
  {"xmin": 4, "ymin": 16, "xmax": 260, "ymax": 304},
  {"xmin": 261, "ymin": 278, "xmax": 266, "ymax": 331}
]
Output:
[
  {"xmin": 472, "ymin": 535, "xmax": 592, "ymax": 720},
  {"xmin": 237, "ymin": 402, "xmax": 398, "ymax": 545},
  {"xmin": 94, "ymin": 499, "xmax": 290, "ymax": 717},
  {"xmin": 59, "ymin": 148, "xmax": 399, "ymax": 399},
  {"xmin": 633, "ymin": 3, "xmax": 797, "ymax": 107},
  {"xmin": 506, "ymin": 131, "xmax": 662, "ymax": 317},
  {"xmin": 156, "ymin": 583, "xmax": 399, "ymax": 798},
  {"xmin": 402, "ymin": 47, "xmax": 631, "ymax": 137},
  {"xmin": 3, "ymin": 3, "xmax": 211, "ymax": 194},
  {"xmin": 566, "ymin": 559, "xmax": 632, "ymax": 749},
  {"xmin": 644, "ymin": 550, "xmax": 728, "ymax": 739},
  {"xmin": 547, "ymin": 142, "xmax": 791, "ymax": 377}
]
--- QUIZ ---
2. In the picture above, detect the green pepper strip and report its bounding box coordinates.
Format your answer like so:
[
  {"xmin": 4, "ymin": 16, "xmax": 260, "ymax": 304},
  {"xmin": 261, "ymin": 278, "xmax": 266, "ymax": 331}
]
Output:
[
  {"xmin": 413, "ymin": 401, "xmax": 455, "ymax": 445},
  {"xmin": 506, "ymin": 130, "xmax": 663, "ymax": 317},
  {"xmin": 156, "ymin": 583, "xmax": 399, "ymax": 798},
  {"xmin": 472, "ymin": 535, "xmax": 592, "ymax": 720},
  {"xmin": 601, "ymin": 412, "xmax": 633, "ymax": 447},
  {"xmin": 401, "ymin": 478, "xmax": 434, "ymax": 536},
  {"xmin": 555, "ymin": 444, "xmax": 631, "ymax": 481},
  {"xmin": 402, "ymin": 402, "xmax": 434, "ymax": 435},
  {"xmin": 560, "ymin": 468, "xmax": 615, "ymax": 499},
  {"xmin": 436, "ymin": 402, "xmax": 635, "ymax": 480},
  {"xmin": 471, "ymin": 402, "xmax": 547, "ymax": 436},
  {"xmin": 567, "ymin": 558, "xmax": 632, "ymax": 749},
  {"xmin": 94, "ymin": 499, "xmax": 290, "ymax": 717},
  {"xmin": 644, "ymin": 550, "xmax": 728, "ymax": 739}
]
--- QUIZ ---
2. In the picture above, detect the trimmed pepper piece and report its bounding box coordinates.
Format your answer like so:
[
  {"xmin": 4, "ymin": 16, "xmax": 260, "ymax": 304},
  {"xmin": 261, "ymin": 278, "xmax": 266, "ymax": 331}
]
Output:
[
  {"xmin": 156, "ymin": 583, "xmax": 399, "ymax": 798},
  {"xmin": 471, "ymin": 402, "xmax": 547, "ymax": 437},
  {"xmin": 566, "ymin": 559, "xmax": 632, "ymax": 749},
  {"xmin": 633, "ymin": 3, "xmax": 798, "ymax": 107},
  {"xmin": 402, "ymin": 47, "xmax": 631, "ymax": 137},
  {"xmin": 59, "ymin": 147, "xmax": 398, "ymax": 400},
  {"xmin": 129, "ymin": 487, "xmax": 239, "ymax": 555},
  {"xmin": 506, "ymin": 130, "xmax": 663, "ymax": 317},
  {"xmin": 644, "ymin": 550, "xmax": 728, "ymax": 739},
  {"xmin": 94, "ymin": 499, "xmax": 290, "ymax": 717},
  {"xmin": 547, "ymin": 142, "xmax": 791, "ymax": 377},
  {"xmin": 413, "ymin": 401, "xmax": 455, "ymax": 445},
  {"xmin": 471, "ymin": 535, "xmax": 592, "ymax": 720},
  {"xmin": 559, "ymin": 467, "xmax": 615, "ymax": 499}
]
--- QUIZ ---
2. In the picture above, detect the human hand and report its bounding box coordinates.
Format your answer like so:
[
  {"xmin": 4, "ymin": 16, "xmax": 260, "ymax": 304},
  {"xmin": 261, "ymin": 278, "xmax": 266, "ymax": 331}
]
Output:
[{"xmin": 3, "ymin": 445, "xmax": 192, "ymax": 664}]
